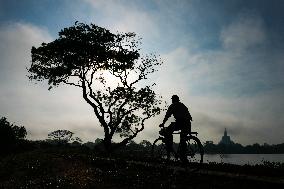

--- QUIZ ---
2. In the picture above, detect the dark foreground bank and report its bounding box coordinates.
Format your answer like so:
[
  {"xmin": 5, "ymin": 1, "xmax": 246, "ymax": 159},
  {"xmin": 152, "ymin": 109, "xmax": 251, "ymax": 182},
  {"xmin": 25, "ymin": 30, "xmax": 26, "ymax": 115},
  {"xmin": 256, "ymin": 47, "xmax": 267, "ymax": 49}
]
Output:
[{"xmin": 0, "ymin": 147, "xmax": 283, "ymax": 189}]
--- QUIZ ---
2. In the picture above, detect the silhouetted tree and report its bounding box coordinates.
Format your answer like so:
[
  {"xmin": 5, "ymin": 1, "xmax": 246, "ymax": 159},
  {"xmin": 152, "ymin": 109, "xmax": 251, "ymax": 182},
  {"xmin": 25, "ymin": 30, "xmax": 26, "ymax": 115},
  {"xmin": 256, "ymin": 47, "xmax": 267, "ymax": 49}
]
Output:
[
  {"xmin": 139, "ymin": 140, "xmax": 151, "ymax": 148},
  {"xmin": 28, "ymin": 22, "xmax": 163, "ymax": 152},
  {"xmin": 74, "ymin": 137, "xmax": 83, "ymax": 144},
  {"xmin": 71, "ymin": 140, "xmax": 82, "ymax": 147},
  {"xmin": 0, "ymin": 117, "xmax": 27, "ymax": 153},
  {"xmin": 203, "ymin": 142, "xmax": 219, "ymax": 154},
  {"xmin": 47, "ymin": 129, "xmax": 81, "ymax": 144},
  {"xmin": 83, "ymin": 141, "xmax": 96, "ymax": 149},
  {"xmin": 0, "ymin": 117, "xmax": 27, "ymax": 141},
  {"xmin": 126, "ymin": 140, "xmax": 140, "ymax": 151},
  {"xmin": 94, "ymin": 138, "xmax": 103, "ymax": 145},
  {"xmin": 0, "ymin": 117, "xmax": 14, "ymax": 144},
  {"xmin": 127, "ymin": 140, "xmax": 138, "ymax": 147},
  {"xmin": 12, "ymin": 126, "xmax": 27, "ymax": 140}
]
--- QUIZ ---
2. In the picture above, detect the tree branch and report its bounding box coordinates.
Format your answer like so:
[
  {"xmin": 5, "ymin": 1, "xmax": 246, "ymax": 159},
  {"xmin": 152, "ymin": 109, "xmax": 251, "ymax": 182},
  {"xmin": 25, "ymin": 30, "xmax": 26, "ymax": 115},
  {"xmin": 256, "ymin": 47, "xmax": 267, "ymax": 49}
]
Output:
[
  {"xmin": 87, "ymin": 82, "xmax": 106, "ymax": 115},
  {"xmin": 81, "ymin": 78, "xmax": 107, "ymax": 129},
  {"xmin": 63, "ymin": 81, "xmax": 82, "ymax": 88},
  {"xmin": 114, "ymin": 114, "xmax": 152, "ymax": 149}
]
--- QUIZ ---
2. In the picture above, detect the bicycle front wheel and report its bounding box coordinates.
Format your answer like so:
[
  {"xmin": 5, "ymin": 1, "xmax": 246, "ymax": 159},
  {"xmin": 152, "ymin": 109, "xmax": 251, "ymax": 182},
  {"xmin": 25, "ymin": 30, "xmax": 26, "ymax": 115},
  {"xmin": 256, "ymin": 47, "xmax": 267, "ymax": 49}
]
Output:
[
  {"xmin": 152, "ymin": 137, "xmax": 169, "ymax": 160},
  {"xmin": 186, "ymin": 136, "xmax": 204, "ymax": 164}
]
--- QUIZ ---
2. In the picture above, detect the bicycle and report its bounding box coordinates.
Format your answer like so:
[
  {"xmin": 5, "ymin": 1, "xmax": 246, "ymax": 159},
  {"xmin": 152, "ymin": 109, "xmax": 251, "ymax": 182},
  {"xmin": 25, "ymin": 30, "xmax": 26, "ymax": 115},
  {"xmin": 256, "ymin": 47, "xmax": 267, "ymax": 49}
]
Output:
[{"xmin": 152, "ymin": 125, "xmax": 204, "ymax": 165}]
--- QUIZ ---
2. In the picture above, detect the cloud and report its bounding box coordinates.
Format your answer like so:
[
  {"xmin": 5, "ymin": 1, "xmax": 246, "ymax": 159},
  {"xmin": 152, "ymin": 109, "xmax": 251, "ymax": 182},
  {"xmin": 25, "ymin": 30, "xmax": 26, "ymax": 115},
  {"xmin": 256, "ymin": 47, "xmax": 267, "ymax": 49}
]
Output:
[
  {"xmin": 151, "ymin": 11, "xmax": 284, "ymax": 145},
  {"xmin": 220, "ymin": 11, "xmax": 267, "ymax": 51},
  {"xmin": 83, "ymin": 0, "xmax": 159, "ymax": 38},
  {"xmin": 82, "ymin": 0, "xmax": 199, "ymax": 53},
  {"xmin": 0, "ymin": 23, "xmax": 51, "ymax": 79}
]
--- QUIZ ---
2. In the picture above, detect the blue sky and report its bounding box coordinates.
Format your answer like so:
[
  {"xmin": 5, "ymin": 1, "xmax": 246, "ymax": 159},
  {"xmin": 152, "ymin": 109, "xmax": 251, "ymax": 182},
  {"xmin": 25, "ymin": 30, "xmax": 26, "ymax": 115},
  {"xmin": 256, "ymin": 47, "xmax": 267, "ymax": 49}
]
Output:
[{"xmin": 0, "ymin": 0, "xmax": 284, "ymax": 145}]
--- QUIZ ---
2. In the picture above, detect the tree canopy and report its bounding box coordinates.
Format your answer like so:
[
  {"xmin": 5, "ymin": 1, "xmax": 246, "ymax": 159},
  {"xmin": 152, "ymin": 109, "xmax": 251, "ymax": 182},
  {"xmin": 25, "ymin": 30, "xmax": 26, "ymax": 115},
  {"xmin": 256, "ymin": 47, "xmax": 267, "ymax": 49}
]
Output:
[
  {"xmin": 0, "ymin": 117, "xmax": 27, "ymax": 145},
  {"xmin": 28, "ymin": 22, "xmax": 163, "ymax": 152},
  {"xmin": 47, "ymin": 129, "xmax": 82, "ymax": 144}
]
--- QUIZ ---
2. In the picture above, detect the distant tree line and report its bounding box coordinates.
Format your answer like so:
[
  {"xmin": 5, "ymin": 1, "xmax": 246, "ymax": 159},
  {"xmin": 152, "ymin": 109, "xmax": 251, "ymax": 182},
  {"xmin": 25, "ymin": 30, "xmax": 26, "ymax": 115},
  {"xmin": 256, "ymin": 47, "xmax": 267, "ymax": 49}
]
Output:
[
  {"xmin": 203, "ymin": 142, "xmax": 284, "ymax": 154},
  {"xmin": 2, "ymin": 116, "xmax": 284, "ymax": 155},
  {"xmin": 47, "ymin": 129, "xmax": 82, "ymax": 145},
  {"xmin": 82, "ymin": 139, "xmax": 284, "ymax": 154}
]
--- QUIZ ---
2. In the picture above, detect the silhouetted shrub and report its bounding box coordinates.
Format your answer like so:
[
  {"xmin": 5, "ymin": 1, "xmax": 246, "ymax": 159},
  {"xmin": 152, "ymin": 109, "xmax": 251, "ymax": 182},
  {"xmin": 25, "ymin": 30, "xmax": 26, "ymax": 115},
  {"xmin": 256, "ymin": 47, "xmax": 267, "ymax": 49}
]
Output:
[{"xmin": 0, "ymin": 116, "xmax": 27, "ymax": 154}]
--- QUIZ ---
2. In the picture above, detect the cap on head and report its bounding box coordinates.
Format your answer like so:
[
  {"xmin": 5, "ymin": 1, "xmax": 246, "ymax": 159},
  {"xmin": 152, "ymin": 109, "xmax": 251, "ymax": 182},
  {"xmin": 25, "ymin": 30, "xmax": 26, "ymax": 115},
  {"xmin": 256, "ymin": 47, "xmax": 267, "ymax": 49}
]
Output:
[{"xmin": 171, "ymin": 95, "xmax": 180, "ymax": 102}]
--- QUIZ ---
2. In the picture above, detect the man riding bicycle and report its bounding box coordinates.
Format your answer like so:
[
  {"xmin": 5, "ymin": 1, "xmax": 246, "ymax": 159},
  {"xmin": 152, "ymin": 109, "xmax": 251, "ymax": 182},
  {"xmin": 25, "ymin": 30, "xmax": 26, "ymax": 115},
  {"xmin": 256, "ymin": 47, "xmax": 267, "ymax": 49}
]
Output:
[{"xmin": 159, "ymin": 95, "xmax": 192, "ymax": 163}]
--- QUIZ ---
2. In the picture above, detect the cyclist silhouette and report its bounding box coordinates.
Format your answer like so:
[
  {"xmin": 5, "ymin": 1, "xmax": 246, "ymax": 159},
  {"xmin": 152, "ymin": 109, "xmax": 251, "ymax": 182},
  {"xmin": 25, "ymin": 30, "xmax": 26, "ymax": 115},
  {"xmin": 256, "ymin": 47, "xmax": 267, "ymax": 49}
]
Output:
[{"xmin": 159, "ymin": 95, "xmax": 192, "ymax": 163}]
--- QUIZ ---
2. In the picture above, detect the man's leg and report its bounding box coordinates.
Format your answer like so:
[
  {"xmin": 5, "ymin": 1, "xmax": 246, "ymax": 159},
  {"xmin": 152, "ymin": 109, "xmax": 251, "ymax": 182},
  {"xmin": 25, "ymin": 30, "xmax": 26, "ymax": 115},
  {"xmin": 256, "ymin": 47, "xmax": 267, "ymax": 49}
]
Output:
[
  {"xmin": 179, "ymin": 131, "xmax": 187, "ymax": 163},
  {"xmin": 164, "ymin": 123, "xmax": 175, "ymax": 159},
  {"xmin": 179, "ymin": 121, "xmax": 191, "ymax": 164}
]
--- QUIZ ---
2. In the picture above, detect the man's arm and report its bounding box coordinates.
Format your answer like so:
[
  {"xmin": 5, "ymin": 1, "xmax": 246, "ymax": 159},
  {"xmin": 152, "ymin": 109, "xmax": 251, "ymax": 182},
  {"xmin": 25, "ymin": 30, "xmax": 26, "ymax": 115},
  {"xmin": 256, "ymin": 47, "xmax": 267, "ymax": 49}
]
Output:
[
  {"xmin": 161, "ymin": 105, "xmax": 173, "ymax": 126},
  {"xmin": 188, "ymin": 112, "xmax": 193, "ymax": 121},
  {"xmin": 184, "ymin": 104, "xmax": 193, "ymax": 121}
]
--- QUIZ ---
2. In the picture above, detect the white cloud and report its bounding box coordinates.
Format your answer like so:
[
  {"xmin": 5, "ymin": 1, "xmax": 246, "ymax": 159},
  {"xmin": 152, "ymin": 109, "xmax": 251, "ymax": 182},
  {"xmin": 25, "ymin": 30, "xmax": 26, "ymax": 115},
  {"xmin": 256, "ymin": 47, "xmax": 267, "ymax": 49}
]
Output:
[
  {"xmin": 0, "ymin": 23, "xmax": 51, "ymax": 79},
  {"xmin": 83, "ymin": 0, "xmax": 159, "ymax": 39},
  {"xmin": 220, "ymin": 12, "xmax": 267, "ymax": 51},
  {"xmin": 82, "ymin": 0, "xmax": 199, "ymax": 53}
]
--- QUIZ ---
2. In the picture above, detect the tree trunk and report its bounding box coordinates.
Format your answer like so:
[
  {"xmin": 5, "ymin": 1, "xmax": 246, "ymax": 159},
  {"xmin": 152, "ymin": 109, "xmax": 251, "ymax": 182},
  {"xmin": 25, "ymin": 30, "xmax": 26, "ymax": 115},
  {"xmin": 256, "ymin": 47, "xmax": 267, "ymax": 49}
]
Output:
[{"xmin": 103, "ymin": 136, "xmax": 112, "ymax": 154}]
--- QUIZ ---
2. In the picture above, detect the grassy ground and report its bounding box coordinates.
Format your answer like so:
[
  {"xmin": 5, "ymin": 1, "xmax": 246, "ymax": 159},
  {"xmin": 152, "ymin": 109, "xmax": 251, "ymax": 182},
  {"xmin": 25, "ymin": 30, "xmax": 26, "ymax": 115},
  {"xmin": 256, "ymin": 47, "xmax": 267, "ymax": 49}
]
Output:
[{"xmin": 0, "ymin": 147, "xmax": 283, "ymax": 189}]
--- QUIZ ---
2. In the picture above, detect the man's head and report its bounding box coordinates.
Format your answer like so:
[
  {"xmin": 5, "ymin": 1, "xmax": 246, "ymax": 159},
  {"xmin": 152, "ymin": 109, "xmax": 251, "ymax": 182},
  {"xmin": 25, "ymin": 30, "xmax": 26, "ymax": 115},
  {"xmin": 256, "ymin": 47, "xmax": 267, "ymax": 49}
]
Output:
[{"xmin": 171, "ymin": 95, "xmax": 180, "ymax": 103}]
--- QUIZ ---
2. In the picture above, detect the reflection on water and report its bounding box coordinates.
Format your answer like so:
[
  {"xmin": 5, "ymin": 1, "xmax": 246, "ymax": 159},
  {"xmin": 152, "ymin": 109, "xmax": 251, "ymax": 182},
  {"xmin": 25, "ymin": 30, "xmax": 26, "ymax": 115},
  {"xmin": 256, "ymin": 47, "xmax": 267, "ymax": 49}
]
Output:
[{"xmin": 203, "ymin": 154, "xmax": 284, "ymax": 165}]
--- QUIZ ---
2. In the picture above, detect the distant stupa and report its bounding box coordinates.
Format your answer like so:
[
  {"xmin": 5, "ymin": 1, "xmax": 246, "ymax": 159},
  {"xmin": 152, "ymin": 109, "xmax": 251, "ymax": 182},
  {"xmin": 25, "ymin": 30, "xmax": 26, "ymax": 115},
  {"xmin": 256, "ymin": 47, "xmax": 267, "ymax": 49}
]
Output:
[{"xmin": 219, "ymin": 128, "xmax": 234, "ymax": 145}]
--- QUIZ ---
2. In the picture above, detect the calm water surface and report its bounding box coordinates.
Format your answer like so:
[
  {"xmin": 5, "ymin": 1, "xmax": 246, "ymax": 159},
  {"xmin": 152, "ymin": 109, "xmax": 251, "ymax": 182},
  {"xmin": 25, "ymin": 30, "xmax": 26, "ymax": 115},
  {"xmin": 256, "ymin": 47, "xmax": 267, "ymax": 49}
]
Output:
[{"xmin": 203, "ymin": 154, "xmax": 284, "ymax": 165}]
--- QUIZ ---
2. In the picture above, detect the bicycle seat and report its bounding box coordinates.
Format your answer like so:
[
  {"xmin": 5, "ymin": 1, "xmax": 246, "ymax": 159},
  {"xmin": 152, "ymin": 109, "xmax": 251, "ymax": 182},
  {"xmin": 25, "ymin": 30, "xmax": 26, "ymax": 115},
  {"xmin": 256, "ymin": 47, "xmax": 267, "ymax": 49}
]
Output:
[
  {"xmin": 172, "ymin": 131, "xmax": 198, "ymax": 135},
  {"xmin": 173, "ymin": 131, "xmax": 181, "ymax": 134},
  {"xmin": 191, "ymin": 132, "xmax": 198, "ymax": 135}
]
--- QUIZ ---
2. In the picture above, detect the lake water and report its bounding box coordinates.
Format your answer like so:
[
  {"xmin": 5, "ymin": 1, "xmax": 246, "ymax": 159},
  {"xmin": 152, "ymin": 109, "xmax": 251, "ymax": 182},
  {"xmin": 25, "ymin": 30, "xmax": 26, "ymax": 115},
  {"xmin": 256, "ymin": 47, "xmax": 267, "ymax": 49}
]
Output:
[{"xmin": 203, "ymin": 154, "xmax": 284, "ymax": 165}]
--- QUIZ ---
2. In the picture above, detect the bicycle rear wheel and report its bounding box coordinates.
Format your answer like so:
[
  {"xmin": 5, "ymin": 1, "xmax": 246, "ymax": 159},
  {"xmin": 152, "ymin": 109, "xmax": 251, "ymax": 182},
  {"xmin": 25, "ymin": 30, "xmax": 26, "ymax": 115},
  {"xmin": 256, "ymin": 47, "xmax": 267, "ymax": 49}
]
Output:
[{"xmin": 186, "ymin": 136, "xmax": 204, "ymax": 164}]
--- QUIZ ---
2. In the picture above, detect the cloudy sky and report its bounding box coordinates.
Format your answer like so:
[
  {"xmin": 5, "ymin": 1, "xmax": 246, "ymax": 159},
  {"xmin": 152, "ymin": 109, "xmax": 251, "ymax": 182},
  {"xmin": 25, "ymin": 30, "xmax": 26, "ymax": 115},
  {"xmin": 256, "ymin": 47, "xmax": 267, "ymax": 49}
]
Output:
[{"xmin": 1, "ymin": 0, "xmax": 284, "ymax": 145}]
